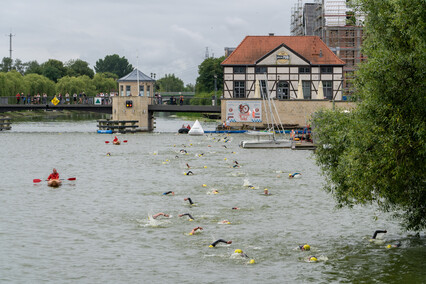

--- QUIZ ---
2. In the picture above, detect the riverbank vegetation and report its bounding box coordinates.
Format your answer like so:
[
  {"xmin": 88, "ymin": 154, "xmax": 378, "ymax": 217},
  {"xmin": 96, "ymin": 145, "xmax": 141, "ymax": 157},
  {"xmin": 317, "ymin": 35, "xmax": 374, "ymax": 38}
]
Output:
[{"xmin": 312, "ymin": 0, "xmax": 425, "ymax": 231}]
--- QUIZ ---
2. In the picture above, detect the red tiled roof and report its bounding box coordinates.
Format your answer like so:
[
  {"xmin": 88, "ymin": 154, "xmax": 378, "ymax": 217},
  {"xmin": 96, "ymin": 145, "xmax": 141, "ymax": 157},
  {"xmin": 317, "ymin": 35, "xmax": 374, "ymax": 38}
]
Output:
[{"xmin": 221, "ymin": 35, "xmax": 345, "ymax": 66}]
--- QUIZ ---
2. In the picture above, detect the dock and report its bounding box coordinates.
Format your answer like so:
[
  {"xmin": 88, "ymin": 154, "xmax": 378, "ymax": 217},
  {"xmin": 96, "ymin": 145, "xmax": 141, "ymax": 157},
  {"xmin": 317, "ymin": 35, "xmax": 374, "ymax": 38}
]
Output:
[
  {"xmin": 0, "ymin": 117, "xmax": 11, "ymax": 131},
  {"xmin": 291, "ymin": 141, "xmax": 317, "ymax": 150},
  {"xmin": 97, "ymin": 119, "xmax": 140, "ymax": 133}
]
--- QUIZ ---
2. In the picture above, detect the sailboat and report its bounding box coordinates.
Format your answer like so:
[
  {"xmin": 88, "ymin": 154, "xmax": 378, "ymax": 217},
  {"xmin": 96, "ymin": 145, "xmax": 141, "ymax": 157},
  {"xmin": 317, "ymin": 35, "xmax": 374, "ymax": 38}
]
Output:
[{"xmin": 240, "ymin": 81, "xmax": 291, "ymax": 148}]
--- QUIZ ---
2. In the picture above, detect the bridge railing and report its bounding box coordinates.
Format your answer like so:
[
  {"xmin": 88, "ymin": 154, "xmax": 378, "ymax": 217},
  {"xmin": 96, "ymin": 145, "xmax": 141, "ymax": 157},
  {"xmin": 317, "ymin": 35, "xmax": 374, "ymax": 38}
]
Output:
[
  {"xmin": 0, "ymin": 95, "xmax": 220, "ymax": 106},
  {"xmin": 150, "ymin": 96, "xmax": 220, "ymax": 106}
]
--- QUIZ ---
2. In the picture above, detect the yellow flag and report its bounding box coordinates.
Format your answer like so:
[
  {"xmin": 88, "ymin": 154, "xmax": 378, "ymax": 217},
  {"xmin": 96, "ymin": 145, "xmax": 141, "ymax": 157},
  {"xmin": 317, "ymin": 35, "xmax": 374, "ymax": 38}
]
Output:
[{"xmin": 51, "ymin": 96, "xmax": 60, "ymax": 106}]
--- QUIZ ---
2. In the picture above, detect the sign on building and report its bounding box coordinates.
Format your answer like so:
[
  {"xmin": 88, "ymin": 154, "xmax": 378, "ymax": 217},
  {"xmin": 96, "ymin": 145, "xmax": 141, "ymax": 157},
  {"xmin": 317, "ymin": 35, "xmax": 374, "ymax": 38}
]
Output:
[
  {"xmin": 94, "ymin": 97, "xmax": 102, "ymax": 105},
  {"xmin": 226, "ymin": 101, "xmax": 262, "ymax": 123}
]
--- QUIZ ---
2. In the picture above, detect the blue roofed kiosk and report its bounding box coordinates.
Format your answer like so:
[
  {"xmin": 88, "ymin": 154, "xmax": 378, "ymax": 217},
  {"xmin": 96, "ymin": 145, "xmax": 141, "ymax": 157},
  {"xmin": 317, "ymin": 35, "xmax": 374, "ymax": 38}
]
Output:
[{"xmin": 111, "ymin": 69, "xmax": 156, "ymax": 132}]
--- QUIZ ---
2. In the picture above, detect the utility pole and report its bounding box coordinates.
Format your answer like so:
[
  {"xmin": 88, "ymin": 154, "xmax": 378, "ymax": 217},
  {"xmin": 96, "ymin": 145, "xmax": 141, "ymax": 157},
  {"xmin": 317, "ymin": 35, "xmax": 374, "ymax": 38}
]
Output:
[
  {"xmin": 205, "ymin": 47, "xmax": 209, "ymax": 59},
  {"xmin": 6, "ymin": 32, "xmax": 15, "ymax": 71},
  {"xmin": 7, "ymin": 32, "xmax": 15, "ymax": 60}
]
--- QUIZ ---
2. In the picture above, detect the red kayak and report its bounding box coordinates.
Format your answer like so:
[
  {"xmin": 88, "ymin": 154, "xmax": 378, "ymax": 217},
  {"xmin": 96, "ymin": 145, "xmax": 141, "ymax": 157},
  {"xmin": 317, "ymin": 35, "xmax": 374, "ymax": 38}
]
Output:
[{"xmin": 47, "ymin": 179, "xmax": 62, "ymax": 187}]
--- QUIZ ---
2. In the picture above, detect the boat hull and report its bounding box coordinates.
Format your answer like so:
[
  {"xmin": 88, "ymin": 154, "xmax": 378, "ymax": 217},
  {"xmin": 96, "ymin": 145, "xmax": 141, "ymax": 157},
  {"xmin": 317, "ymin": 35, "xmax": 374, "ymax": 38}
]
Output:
[
  {"xmin": 48, "ymin": 179, "xmax": 62, "ymax": 187},
  {"xmin": 240, "ymin": 139, "xmax": 291, "ymax": 148}
]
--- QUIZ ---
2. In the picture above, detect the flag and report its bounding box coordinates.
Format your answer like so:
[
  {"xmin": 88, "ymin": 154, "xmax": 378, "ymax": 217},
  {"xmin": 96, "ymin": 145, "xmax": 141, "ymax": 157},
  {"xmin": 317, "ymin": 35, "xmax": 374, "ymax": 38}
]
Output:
[{"xmin": 51, "ymin": 96, "xmax": 60, "ymax": 106}]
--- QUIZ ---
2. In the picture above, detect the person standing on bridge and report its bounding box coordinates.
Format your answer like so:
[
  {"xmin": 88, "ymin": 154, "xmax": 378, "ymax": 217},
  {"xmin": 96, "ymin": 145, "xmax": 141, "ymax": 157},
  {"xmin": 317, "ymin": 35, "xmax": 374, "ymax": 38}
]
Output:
[
  {"xmin": 179, "ymin": 96, "xmax": 184, "ymax": 106},
  {"xmin": 16, "ymin": 93, "xmax": 21, "ymax": 104}
]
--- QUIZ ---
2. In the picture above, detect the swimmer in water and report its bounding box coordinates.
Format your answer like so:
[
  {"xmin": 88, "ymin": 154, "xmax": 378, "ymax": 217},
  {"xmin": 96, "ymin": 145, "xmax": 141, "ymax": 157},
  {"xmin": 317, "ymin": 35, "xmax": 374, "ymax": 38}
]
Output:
[
  {"xmin": 152, "ymin": 212, "xmax": 170, "ymax": 219},
  {"xmin": 299, "ymin": 244, "xmax": 311, "ymax": 251},
  {"xmin": 180, "ymin": 149, "xmax": 187, "ymax": 154},
  {"xmin": 189, "ymin": 226, "xmax": 203, "ymax": 235},
  {"xmin": 232, "ymin": 207, "xmax": 240, "ymax": 210},
  {"xmin": 308, "ymin": 256, "xmax": 318, "ymax": 262},
  {"xmin": 264, "ymin": 188, "xmax": 271, "ymax": 195},
  {"xmin": 219, "ymin": 220, "xmax": 231, "ymax": 224},
  {"xmin": 371, "ymin": 230, "xmax": 387, "ymax": 239},
  {"xmin": 162, "ymin": 191, "xmax": 175, "ymax": 196},
  {"xmin": 184, "ymin": 197, "xmax": 194, "ymax": 205},
  {"xmin": 186, "ymin": 163, "xmax": 191, "ymax": 169},
  {"xmin": 185, "ymin": 171, "xmax": 194, "ymax": 175},
  {"xmin": 386, "ymin": 241, "xmax": 401, "ymax": 249},
  {"xmin": 178, "ymin": 213, "xmax": 194, "ymax": 220},
  {"xmin": 106, "ymin": 152, "xmax": 111, "ymax": 156},
  {"xmin": 209, "ymin": 239, "xmax": 232, "ymax": 247},
  {"xmin": 289, "ymin": 173, "xmax": 302, "ymax": 178},
  {"xmin": 233, "ymin": 249, "xmax": 249, "ymax": 258}
]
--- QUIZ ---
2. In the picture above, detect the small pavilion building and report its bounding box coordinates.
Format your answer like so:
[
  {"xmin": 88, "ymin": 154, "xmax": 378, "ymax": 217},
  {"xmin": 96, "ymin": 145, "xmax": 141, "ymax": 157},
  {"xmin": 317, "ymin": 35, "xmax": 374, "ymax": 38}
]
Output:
[{"xmin": 117, "ymin": 69, "xmax": 156, "ymax": 97}]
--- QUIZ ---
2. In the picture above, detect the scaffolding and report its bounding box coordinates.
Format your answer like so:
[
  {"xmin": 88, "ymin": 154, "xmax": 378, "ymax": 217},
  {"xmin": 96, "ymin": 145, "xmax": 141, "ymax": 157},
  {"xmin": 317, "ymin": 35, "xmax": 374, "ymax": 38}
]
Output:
[{"xmin": 290, "ymin": 0, "xmax": 365, "ymax": 94}]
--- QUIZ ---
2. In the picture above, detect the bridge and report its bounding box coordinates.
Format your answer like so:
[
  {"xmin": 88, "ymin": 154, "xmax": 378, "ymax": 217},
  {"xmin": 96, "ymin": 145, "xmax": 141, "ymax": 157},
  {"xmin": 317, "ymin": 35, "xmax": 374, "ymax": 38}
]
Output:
[{"xmin": 0, "ymin": 99, "xmax": 221, "ymax": 114}]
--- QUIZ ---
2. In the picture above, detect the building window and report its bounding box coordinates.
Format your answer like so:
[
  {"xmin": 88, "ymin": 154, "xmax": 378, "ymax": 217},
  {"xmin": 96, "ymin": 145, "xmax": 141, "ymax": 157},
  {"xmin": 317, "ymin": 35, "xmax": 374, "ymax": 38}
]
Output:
[
  {"xmin": 234, "ymin": 81, "xmax": 245, "ymax": 98},
  {"xmin": 139, "ymin": 85, "xmax": 144, "ymax": 96},
  {"xmin": 255, "ymin": 66, "xmax": 267, "ymax": 74},
  {"xmin": 233, "ymin": 66, "xmax": 246, "ymax": 74},
  {"xmin": 299, "ymin": 67, "xmax": 311, "ymax": 74},
  {"xmin": 320, "ymin": 66, "xmax": 333, "ymax": 74},
  {"xmin": 120, "ymin": 85, "xmax": 123, "ymax": 96},
  {"xmin": 147, "ymin": 86, "xmax": 150, "ymax": 97},
  {"xmin": 260, "ymin": 80, "xmax": 268, "ymax": 98},
  {"xmin": 323, "ymin": 81, "xmax": 333, "ymax": 100},
  {"xmin": 302, "ymin": 81, "xmax": 311, "ymax": 99},
  {"xmin": 126, "ymin": 85, "xmax": 131, "ymax": 96}
]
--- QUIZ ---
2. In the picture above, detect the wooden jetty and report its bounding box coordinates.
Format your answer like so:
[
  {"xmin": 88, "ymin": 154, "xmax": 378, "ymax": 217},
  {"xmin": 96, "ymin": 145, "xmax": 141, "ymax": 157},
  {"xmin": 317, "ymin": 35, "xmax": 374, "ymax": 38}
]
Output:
[
  {"xmin": 0, "ymin": 117, "xmax": 11, "ymax": 131},
  {"xmin": 291, "ymin": 141, "xmax": 317, "ymax": 150},
  {"xmin": 97, "ymin": 119, "xmax": 140, "ymax": 133}
]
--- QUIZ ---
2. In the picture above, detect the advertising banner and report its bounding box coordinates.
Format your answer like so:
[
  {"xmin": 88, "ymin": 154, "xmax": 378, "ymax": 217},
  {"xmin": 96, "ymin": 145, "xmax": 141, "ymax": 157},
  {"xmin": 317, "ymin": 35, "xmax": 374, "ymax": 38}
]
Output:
[{"xmin": 226, "ymin": 101, "xmax": 262, "ymax": 123}]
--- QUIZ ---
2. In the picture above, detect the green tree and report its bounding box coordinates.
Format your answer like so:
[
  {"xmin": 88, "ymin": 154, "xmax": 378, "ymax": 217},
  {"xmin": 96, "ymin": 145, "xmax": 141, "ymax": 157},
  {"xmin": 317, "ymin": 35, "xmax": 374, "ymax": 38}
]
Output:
[
  {"xmin": 94, "ymin": 54, "xmax": 133, "ymax": 78},
  {"xmin": 13, "ymin": 59, "xmax": 25, "ymax": 74},
  {"xmin": 312, "ymin": 0, "xmax": 426, "ymax": 231},
  {"xmin": 0, "ymin": 70, "xmax": 27, "ymax": 96},
  {"xmin": 56, "ymin": 75, "xmax": 96, "ymax": 96},
  {"xmin": 25, "ymin": 60, "xmax": 42, "ymax": 75},
  {"xmin": 156, "ymin": 74, "xmax": 184, "ymax": 92},
  {"xmin": 41, "ymin": 59, "xmax": 67, "ymax": 82},
  {"xmin": 23, "ymin": 73, "xmax": 56, "ymax": 96},
  {"xmin": 92, "ymin": 73, "xmax": 118, "ymax": 94},
  {"xmin": 65, "ymin": 59, "xmax": 95, "ymax": 78},
  {"xmin": 0, "ymin": 57, "xmax": 13, "ymax": 72},
  {"xmin": 195, "ymin": 56, "xmax": 224, "ymax": 93}
]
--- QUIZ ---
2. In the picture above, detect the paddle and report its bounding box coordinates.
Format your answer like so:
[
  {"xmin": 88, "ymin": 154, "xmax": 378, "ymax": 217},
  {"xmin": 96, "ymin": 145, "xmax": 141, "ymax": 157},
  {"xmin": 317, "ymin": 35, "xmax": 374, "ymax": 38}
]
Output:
[
  {"xmin": 123, "ymin": 140, "xmax": 128, "ymax": 143},
  {"xmin": 33, "ymin": 177, "xmax": 76, "ymax": 183}
]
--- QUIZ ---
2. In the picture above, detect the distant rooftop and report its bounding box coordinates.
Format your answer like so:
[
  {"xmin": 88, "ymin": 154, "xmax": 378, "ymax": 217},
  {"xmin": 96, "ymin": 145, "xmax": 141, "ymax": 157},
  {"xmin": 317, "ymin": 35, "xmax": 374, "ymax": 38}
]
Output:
[{"xmin": 117, "ymin": 69, "xmax": 155, "ymax": 82}]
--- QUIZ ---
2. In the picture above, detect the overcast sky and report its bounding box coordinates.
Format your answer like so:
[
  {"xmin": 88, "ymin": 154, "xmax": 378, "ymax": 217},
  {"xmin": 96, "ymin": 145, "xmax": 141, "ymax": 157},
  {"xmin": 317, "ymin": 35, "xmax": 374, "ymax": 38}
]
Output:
[{"xmin": 1, "ymin": 0, "xmax": 298, "ymax": 84}]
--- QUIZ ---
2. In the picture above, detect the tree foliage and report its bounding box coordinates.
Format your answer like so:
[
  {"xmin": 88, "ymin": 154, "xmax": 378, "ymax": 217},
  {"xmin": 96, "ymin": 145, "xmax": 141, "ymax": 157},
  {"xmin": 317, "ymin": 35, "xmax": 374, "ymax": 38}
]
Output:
[
  {"xmin": 41, "ymin": 59, "xmax": 67, "ymax": 82},
  {"xmin": 65, "ymin": 59, "xmax": 94, "ymax": 78},
  {"xmin": 94, "ymin": 54, "xmax": 133, "ymax": 78},
  {"xmin": 56, "ymin": 75, "xmax": 96, "ymax": 96},
  {"xmin": 156, "ymin": 74, "xmax": 185, "ymax": 92},
  {"xmin": 92, "ymin": 73, "xmax": 118, "ymax": 93},
  {"xmin": 0, "ymin": 57, "xmax": 13, "ymax": 72},
  {"xmin": 0, "ymin": 70, "xmax": 26, "ymax": 96},
  {"xmin": 23, "ymin": 73, "xmax": 55, "ymax": 96},
  {"xmin": 312, "ymin": 0, "xmax": 426, "ymax": 231},
  {"xmin": 195, "ymin": 56, "xmax": 224, "ymax": 93}
]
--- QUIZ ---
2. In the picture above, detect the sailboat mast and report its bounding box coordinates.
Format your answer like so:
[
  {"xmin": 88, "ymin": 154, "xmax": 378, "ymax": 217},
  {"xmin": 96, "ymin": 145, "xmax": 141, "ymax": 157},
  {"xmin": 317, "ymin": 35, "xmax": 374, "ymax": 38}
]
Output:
[{"xmin": 136, "ymin": 55, "xmax": 140, "ymax": 96}]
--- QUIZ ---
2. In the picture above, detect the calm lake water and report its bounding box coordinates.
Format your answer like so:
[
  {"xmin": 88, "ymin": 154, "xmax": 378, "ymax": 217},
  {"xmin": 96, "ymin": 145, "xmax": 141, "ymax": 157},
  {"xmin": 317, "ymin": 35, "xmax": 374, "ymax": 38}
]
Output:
[{"xmin": 1, "ymin": 115, "xmax": 425, "ymax": 283}]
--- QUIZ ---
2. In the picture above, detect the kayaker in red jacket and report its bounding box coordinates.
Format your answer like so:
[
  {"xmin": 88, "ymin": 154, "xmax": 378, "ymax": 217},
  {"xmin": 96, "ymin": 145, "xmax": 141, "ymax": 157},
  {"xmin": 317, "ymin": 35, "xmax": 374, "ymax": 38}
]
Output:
[{"xmin": 47, "ymin": 168, "xmax": 59, "ymax": 180}]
